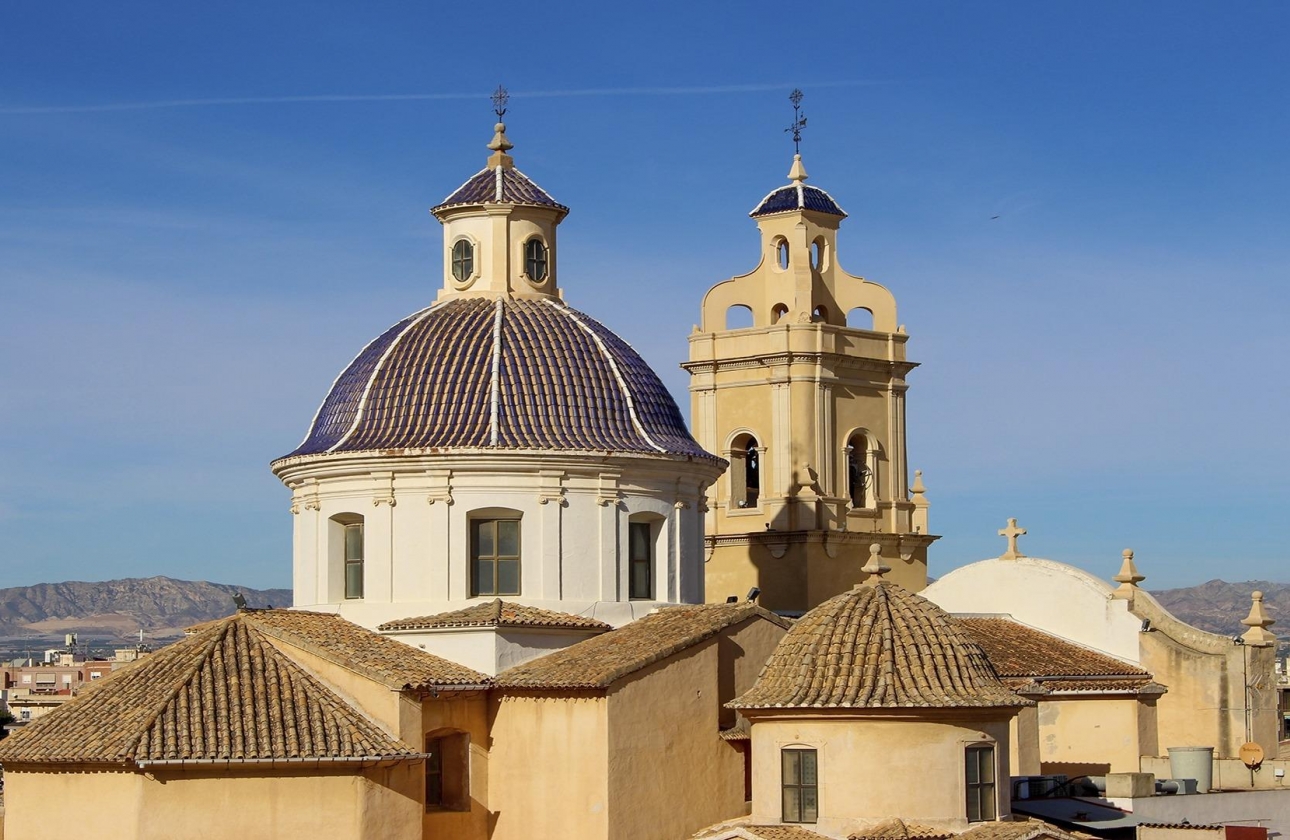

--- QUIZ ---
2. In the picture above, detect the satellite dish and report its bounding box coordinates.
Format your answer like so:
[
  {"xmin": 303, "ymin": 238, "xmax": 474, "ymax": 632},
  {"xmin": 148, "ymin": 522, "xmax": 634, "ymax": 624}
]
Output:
[{"xmin": 1239, "ymin": 741, "xmax": 1265, "ymax": 769}]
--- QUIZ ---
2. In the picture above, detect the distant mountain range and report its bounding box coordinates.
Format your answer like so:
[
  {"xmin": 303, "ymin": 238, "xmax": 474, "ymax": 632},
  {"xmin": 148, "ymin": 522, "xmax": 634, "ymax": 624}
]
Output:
[
  {"xmin": 0, "ymin": 575, "xmax": 1280, "ymax": 648},
  {"xmin": 1150, "ymin": 579, "xmax": 1290, "ymax": 638},
  {"xmin": 0, "ymin": 576, "xmax": 289, "ymax": 644}
]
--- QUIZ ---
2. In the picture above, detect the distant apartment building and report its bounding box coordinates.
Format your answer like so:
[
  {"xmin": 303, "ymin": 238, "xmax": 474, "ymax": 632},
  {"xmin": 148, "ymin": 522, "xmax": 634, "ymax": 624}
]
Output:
[{"xmin": 2, "ymin": 639, "xmax": 151, "ymax": 724}]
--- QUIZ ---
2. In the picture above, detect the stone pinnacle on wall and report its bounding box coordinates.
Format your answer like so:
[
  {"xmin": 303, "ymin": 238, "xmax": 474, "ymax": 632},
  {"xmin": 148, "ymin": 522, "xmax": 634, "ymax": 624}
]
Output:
[{"xmin": 1240, "ymin": 590, "xmax": 1278, "ymax": 647}]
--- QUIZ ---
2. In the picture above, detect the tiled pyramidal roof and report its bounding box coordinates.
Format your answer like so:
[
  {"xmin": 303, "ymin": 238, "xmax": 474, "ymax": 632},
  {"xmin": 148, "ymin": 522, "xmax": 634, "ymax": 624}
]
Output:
[
  {"xmin": 957, "ymin": 616, "xmax": 1155, "ymax": 693},
  {"xmin": 750, "ymin": 182, "xmax": 846, "ymax": 218},
  {"xmin": 432, "ymin": 164, "xmax": 569, "ymax": 214},
  {"xmin": 281, "ymin": 297, "xmax": 717, "ymax": 462},
  {"xmin": 380, "ymin": 599, "xmax": 612, "ymax": 632},
  {"xmin": 495, "ymin": 603, "xmax": 790, "ymax": 691},
  {"xmin": 0, "ymin": 611, "xmax": 446, "ymax": 766},
  {"xmin": 733, "ymin": 582, "xmax": 1030, "ymax": 710}
]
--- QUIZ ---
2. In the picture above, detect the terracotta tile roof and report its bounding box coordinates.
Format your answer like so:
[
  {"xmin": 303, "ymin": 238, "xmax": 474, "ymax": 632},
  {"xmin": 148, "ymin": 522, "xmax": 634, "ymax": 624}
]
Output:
[
  {"xmin": 0, "ymin": 613, "xmax": 417, "ymax": 766},
  {"xmin": 379, "ymin": 599, "xmax": 612, "ymax": 632},
  {"xmin": 734, "ymin": 582, "xmax": 1031, "ymax": 710},
  {"xmin": 494, "ymin": 603, "xmax": 790, "ymax": 690},
  {"xmin": 694, "ymin": 826, "xmax": 831, "ymax": 840},
  {"xmin": 433, "ymin": 164, "xmax": 569, "ymax": 214},
  {"xmin": 278, "ymin": 297, "xmax": 719, "ymax": 464},
  {"xmin": 956, "ymin": 617, "xmax": 1150, "ymax": 680},
  {"xmin": 846, "ymin": 819, "xmax": 955, "ymax": 840},
  {"xmin": 1006, "ymin": 678, "xmax": 1160, "ymax": 695},
  {"xmin": 1138, "ymin": 824, "xmax": 1224, "ymax": 831},
  {"xmin": 243, "ymin": 609, "xmax": 489, "ymax": 691},
  {"xmin": 736, "ymin": 828, "xmax": 832, "ymax": 840},
  {"xmin": 955, "ymin": 819, "xmax": 1083, "ymax": 840}
]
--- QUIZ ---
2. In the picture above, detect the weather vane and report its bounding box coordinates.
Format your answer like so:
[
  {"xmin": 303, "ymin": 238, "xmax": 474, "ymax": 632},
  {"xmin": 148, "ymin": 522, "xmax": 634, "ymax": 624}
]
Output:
[
  {"xmin": 492, "ymin": 85, "xmax": 509, "ymax": 119},
  {"xmin": 785, "ymin": 88, "xmax": 807, "ymax": 155}
]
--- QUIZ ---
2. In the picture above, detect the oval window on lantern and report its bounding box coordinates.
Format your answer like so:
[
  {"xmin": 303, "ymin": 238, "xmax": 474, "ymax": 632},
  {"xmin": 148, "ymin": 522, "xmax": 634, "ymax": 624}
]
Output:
[
  {"xmin": 451, "ymin": 239, "xmax": 475, "ymax": 283},
  {"xmin": 525, "ymin": 238, "xmax": 549, "ymax": 282}
]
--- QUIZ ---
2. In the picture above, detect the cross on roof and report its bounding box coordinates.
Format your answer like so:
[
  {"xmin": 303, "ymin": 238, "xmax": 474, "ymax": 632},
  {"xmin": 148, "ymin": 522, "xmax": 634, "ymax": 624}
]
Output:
[
  {"xmin": 998, "ymin": 517, "xmax": 1027, "ymax": 560},
  {"xmin": 491, "ymin": 85, "xmax": 509, "ymax": 119}
]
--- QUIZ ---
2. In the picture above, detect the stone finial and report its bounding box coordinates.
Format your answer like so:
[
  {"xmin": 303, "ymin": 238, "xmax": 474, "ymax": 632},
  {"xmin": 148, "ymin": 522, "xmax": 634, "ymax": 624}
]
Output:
[
  {"xmin": 1112, "ymin": 548, "xmax": 1145, "ymax": 599},
  {"xmin": 1241, "ymin": 591, "xmax": 1278, "ymax": 647},
  {"xmin": 998, "ymin": 518, "xmax": 1027, "ymax": 560},
  {"xmin": 788, "ymin": 153, "xmax": 808, "ymax": 183},
  {"xmin": 910, "ymin": 470, "xmax": 930, "ymax": 535},
  {"xmin": 860, "ymin": 543, "xmax": 890, "ymax": 586},
  {"xmin": 487, "ymin": 122, "xmax": 515, "ymax": 169}
]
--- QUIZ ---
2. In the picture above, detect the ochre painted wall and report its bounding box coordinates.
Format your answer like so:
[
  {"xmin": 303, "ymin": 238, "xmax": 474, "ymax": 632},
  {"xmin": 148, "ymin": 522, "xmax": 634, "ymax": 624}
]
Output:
[
  {"xmin": 605, "ymin": 618, "xmax": 785, "ymax": 840},
  {"xmin": 2, "ymin": 765, "xmax": 421, "ymax": 840},
  {"xmin": 487, "ymin": 694, "xmax": 609, "ymax": 840},
  {"xmin": 1035, "ymin": 697, "xmax": 1145, "ymax": 775},
  {"xmin": 747, "ymin": 715, "xmax": 1014, "ymax": 837}
]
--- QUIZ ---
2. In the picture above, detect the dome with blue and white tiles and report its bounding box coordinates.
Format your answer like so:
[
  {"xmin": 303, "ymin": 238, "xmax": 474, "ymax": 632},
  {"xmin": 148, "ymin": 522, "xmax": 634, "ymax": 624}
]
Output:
[
  {"xmin": 278, "ymin": 296, "xmax": 717, "ymax": 463},
  {"xmin": 749, "ymin": 153, "xmax": 846, "ymax": 219}
]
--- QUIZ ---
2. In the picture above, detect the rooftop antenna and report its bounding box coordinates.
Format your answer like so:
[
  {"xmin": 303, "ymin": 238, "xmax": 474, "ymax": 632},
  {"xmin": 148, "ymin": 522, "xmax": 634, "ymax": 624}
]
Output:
[
  {"xmin": 491, "ymin": 84, "xmax": 509, "ymax": 119},
  {"xmin": 785, "ymin": 88, "xmax": 807, "ymax": 156}
]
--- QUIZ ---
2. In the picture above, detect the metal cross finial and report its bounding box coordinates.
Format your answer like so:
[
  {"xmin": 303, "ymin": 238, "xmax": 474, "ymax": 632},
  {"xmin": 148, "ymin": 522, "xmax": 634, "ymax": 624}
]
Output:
[
  {"xmin": 785, "ymin": 88, "xmax": 807, "ymax": 155},
  {"xmin": 491, "ymin": 85, "xmax": 509, "ymax": 119},
  {"xmin": 998, "ymin": 518, "xmax": 1027, "ymax": 560}
]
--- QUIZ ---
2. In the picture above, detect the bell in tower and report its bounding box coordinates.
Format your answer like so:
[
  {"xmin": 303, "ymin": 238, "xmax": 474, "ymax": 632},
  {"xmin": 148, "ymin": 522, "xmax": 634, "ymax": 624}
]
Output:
[{"xmin": 683, "ymin": 91, "xmax": 937, "ymax": 613}]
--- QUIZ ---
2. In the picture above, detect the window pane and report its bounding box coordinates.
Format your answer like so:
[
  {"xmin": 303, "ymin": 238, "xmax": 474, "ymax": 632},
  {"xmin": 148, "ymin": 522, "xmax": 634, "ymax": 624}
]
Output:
[
  {"xmin": 498, "ymin": 520, "xmax": 520, "ymax": 556},
  {"xmin": 801, "ymin": 751, "xmax": 817, "ymax": 786},
  {"xmin": 345, "ymin": 523, "xmax": 364, "ymax": 561},
  {"xmin": 967, "ymin": 790, "xmax": 981, "ymax": 822},
  {"xmin": 475, "ymin": 521, "xmax": 494, "ymax": 557},
  {"xmin": 345, "ymin": 560, "xmax": 363, "ymax": 599},
  {"xmin": 630, "ymin": 560, "xmax": 651, "ymax": 600},
  {"xmin": 782, "ymin": 788, "xmax": 801, "ymax": 822},
  {"xmin": 629, "ymin": 522, "xmax": 650, "ymax": 560},
  {"xmin": 965, "ymin": 750, "xmax": 979, "ymax": 784},
  {"xmin": 497, "ymin": 559, "xmax": 520, "ymax": 596},
  {"xmin": 473, "ymin": 557, "xmax": 493, "ymax": 596},
  {"xmin": 981, "ymin": 786, "xmax": 996, "ymax": 820},
  {"xmin": 802, "ymin": 787, "xmax": 818, "ymax": 823},
  {"xmin": 782, "ymin": 750, "xmax": 800, "ymax": 785}
]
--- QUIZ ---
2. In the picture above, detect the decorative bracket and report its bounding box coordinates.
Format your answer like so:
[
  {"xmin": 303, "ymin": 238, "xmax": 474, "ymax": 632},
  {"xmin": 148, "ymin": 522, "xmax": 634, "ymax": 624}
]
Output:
[{"xmin": 372, "ymin": 472, "xmax": 396, "ymax": 507}]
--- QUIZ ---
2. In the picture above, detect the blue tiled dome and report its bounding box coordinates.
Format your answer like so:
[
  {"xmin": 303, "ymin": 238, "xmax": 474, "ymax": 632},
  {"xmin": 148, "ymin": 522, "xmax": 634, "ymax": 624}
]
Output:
[
  {"xmin": 279, "ymin": 297, "xmax": 718, "ymax": 463},
  {"xmin": 750, "ymin": 183, "xmax": 846, "ymax": 218}
]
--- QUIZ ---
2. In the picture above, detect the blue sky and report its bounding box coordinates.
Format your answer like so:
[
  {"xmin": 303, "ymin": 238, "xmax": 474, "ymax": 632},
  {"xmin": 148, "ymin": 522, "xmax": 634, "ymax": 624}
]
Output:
[{"xmin": 2, "ymin": 2, "xmax": 1287, "ymax": 591}]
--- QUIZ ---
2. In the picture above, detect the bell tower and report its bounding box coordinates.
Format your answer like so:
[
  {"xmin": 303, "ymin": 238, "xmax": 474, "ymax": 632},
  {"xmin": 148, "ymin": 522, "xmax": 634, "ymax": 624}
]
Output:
[{"xmin": 683, "ymin": 93, "xmax": 937, "ymax": 612}]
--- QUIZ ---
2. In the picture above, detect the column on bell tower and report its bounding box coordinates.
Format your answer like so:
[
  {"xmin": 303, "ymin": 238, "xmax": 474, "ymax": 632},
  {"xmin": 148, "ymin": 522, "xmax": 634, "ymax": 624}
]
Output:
[{"xmin": 684, "ymin": 152, "xmax": 938, "ymax": 613}]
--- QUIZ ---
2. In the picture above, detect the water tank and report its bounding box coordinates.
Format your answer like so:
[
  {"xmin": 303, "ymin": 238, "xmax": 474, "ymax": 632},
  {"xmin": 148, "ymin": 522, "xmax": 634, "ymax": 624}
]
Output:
[{"xmin": 1167, "ymin": 746, "xmax": 1214, "ymax": 793}]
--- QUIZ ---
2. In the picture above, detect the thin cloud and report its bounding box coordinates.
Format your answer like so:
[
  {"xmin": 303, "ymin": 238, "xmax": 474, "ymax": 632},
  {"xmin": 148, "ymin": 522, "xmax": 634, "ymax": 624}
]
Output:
[{"xmin": 0, "ymin": 80, "xmax": 890, "ymax": 115}]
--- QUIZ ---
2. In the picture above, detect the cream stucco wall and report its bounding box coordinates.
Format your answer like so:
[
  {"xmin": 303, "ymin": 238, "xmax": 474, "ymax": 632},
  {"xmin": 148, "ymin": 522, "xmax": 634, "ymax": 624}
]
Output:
[
  {"xmin": 277, "ymin": 452, "xmax": 718, "ymax": 631},
  {"xmin": 2, "ymin": 765, "xmax": 421, "ymax": 840},
  {"xmin": 924, "ymin": 558, "xmax": 1279, "ymax": 760},
  {"xmin": 487, "ymin": 694, "xmax": 610, "ymax": 840},
  {"xmin": 485, "ymin": 614, "xmax": 786, "ymax": 840},
  {"xmin": 1035, "ymin": 697, "xmax": 1151, "ymax": 775},
  {"xmin": 746, "ymin": 714, "xmax": 1014, "ymax": 836},
  {"xmin": 924, "ymin": 558, "xmax": 1142, "ymax": 663}
]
